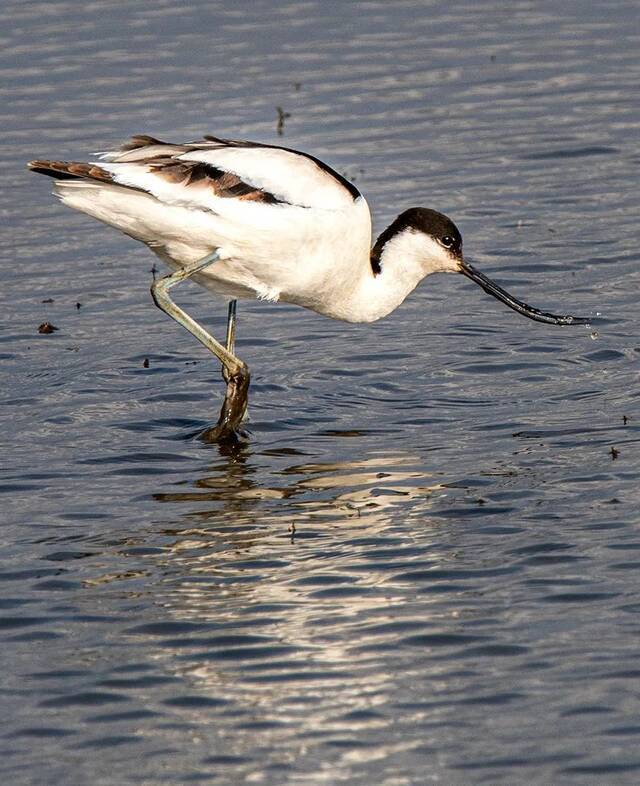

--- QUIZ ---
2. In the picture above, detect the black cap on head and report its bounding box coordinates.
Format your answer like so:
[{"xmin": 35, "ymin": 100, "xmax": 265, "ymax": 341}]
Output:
[
  {"xmin": 371, "ymin": 207, "xmax": 462, "ymax": 274},
  {"xmin": 399, "ymin": 208, "xmax": 462, "ymax": 253}
]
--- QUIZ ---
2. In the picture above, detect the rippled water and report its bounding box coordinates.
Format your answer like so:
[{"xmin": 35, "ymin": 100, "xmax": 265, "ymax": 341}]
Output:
[{"xmin": 2, "ymin": 1, "xmax": 640, "ymax": 783}]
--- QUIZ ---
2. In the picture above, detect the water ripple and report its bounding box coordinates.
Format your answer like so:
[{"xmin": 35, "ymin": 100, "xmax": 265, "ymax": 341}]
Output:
[{"xmin": 2, "ymin": 0, "xmax": 640, "ymax": 783}]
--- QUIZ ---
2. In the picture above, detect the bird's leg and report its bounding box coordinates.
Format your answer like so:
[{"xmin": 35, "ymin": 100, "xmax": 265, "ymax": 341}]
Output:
[
  {"xmin": 226, "ymin": 299, "xmax": 237, "ymax": 354},
  {"xmin": 211, "ymin": 297, "xmax": 251, "ymax": 441},
  {"xmin": 150, "ymin": 251, "xmax": 244, "ymax": 376},
  {"xmin": 150, "ymin": 252, "xmax": 250, "ymax": 441},
  {"xmin": 222, "ymin": 299, "xmax": 238, "ymax": 383}
]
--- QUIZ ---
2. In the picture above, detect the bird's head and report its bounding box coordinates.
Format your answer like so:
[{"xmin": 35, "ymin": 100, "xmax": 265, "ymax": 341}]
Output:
[{"xmin": 372, "ymin": 207, "xmax": 588, "ymax": 326}]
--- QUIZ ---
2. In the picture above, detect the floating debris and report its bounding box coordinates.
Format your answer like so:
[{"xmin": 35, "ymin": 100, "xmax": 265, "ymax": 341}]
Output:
[
  {"xmin": 76, "ymin": 302, "xmax": 82, "ymax": 310},
  {"xmin": 143, "ymin": 358, "xmax": 150, "ymax": 368},
  {"xmin": 38, "ymin": 321, "xmax": 58, "ymax": 334},
  {"xmin": 623, "ymin": 415, "xmax": 629, "ymax": 425},
  {"xmin": 609, "ymin": 446, "xmax": 619, "ymax": 460},
  {"xmin": 41, "ymin": 298, "xmax": 54, "ymax": 303},
  {"xmin": 276, "ymin": 106, "xmax": 291, "ymax": 136}
]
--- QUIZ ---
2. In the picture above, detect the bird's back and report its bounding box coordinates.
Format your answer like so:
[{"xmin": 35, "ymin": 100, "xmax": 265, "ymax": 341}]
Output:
[{"xmin": 29, "ymin": 135, "xmax": 373, "ymax": 309}]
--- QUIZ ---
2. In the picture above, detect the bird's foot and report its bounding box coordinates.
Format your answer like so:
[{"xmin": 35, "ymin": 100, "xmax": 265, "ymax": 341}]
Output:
[{"xmin": 199, "ymin": 365, "xmax": 250, "ymax": 443}]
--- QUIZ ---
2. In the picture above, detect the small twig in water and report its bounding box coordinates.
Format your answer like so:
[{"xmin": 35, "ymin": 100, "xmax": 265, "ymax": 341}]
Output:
[{"xmin": 276, "ymin": 106, "xmax": 291, "ymax": 136}]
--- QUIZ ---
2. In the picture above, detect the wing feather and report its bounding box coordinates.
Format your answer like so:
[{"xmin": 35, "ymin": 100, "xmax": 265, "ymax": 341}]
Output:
[{"xmin": 94, "ymin": 134, "xmax": 360, "ymax": 210}]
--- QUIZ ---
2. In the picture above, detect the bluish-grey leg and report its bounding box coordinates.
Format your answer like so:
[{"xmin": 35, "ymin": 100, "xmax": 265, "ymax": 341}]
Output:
[
  {"xmin": 222, "ymin": 299, "xmax": 238, "ymax": 385},
  {"xmin": 226, "ymin": 299, "xmax": 237, "ymax": 355},
  {"xmin": 151, "ymin": 252, "xmax": 250, "ymax": 440}
]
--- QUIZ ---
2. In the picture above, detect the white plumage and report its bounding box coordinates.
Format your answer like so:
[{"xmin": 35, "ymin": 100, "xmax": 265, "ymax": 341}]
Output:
[{"xmin": 48, "ymin": 136, "xmax": 388, "ymax": 321}]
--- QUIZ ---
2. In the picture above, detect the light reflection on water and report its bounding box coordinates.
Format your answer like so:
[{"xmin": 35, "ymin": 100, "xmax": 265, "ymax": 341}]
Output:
[{"xmin": 91, "ymin": 451, "xmax": 469, "ymax": 782}]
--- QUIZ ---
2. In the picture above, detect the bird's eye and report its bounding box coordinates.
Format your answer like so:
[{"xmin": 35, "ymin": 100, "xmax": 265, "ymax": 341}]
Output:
[{"xmin": 440, "ymin": 235, "xmax": 455, "ymax": 248}]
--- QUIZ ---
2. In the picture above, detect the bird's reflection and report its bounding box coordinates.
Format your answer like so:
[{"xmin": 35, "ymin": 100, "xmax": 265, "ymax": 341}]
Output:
[
  {"xmin": 80, "ymin": 446, "xmax": 460, "ymax": 769},
  {"xmin": 153, "ymin": 444, "xmax": 443, "ymax": 557},
  {"xmin": 142, "ymin": 447, "xmax": 446, "ymax": 704}
]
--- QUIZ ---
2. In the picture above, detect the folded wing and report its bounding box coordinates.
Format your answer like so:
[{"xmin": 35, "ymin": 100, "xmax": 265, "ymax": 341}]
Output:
[{"xmin": 90, "ymin": 134, "xmax": 361, "ymax": 211}]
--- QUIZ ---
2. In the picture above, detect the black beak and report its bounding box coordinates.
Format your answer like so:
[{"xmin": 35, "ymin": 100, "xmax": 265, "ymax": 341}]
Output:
[{"xmin": 459, "ymin": 260, "xmax": 589, "ymax": 326}]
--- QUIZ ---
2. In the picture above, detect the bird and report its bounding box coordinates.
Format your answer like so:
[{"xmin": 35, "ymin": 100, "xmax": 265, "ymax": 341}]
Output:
[{"xmin": 28, "ymin": 133, "xmax": 588, "ymax": 440}]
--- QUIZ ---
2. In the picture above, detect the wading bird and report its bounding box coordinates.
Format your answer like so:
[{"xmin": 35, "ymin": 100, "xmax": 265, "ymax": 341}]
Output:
[{"xmin": 29, "ymin": 134, "xmax": 587, "ymax": 440}]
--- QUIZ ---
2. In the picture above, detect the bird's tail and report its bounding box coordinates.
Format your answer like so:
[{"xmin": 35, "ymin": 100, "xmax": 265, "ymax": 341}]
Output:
[
  {"xmin": 28, "ymin": 159, "xmax": 115, "ymax": 183},
  {"xmin": 27, "ymin": 156, "xmax": 222, "ymax": 266},
  {"xmin": 28, "ymin": 158, "xmax": 164, "ymax": 243}
]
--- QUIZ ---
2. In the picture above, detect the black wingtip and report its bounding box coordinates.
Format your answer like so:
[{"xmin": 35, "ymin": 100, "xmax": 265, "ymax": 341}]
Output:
[{"xmin": 28, "ymin": 160, "xmax": 77, "ymax": 180}]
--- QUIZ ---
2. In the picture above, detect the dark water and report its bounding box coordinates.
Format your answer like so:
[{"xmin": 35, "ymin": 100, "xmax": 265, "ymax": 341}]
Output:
[{"xmin": 2, "ymin": 1, "xmax": 640, "ymax": 783}]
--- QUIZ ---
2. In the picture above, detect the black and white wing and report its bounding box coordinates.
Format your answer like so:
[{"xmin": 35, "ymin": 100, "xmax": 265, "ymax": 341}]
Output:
[{"xmin": 83, "ymin": 134, "xmax": 361, "ymax": 211}]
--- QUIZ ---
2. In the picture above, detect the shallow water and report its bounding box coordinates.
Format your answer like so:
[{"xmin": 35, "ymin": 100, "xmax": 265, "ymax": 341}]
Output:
[{"xmin": 2, "ymin": 1, "xmax": 640, "ymax": 784}]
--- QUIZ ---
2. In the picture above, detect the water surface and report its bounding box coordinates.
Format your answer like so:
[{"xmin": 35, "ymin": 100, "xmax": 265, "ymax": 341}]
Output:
[{"xmin": 2, "ymin": 1, "xmax": 640, "ymax": 784}]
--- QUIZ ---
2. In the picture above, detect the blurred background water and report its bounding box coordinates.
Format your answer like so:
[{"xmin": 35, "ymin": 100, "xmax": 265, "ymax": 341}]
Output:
[{"xmin": 1, "ymin": 1, "xmax": 639, "ymax": 784}]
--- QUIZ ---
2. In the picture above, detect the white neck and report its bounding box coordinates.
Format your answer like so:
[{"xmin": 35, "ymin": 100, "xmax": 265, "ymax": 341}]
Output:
[{"xmin": 323, "ymin": 228, "xmax": 455, "ymax": 323}]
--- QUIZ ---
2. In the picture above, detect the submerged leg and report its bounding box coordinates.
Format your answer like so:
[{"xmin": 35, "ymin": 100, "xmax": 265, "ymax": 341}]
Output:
[{"xmin": 150, "ymin": 252, "xmax": 250, "ymax": 441}]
